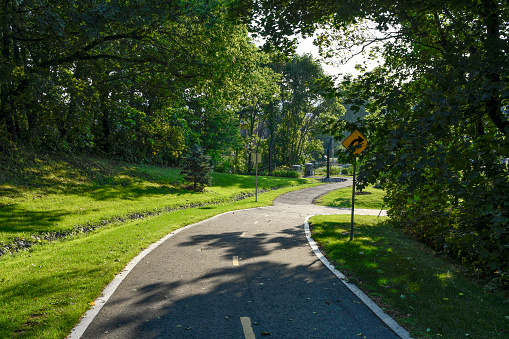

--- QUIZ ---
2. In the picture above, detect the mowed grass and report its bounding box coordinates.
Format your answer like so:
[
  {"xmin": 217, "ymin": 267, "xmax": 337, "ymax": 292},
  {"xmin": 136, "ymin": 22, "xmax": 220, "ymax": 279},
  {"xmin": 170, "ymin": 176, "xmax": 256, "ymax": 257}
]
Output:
[
  {"xmin": 315, "ymin": 184, "xmax": 386, "ymax": 210},
  {"xmin": 0, "ymin": 154, "xmax": 320, "ymax": 338},
  {"xmin": 1, "ymin": 186, "xmax": 312, "ymax": 339},
  {"xmin": 0, "ymin": 156, "xmax": 311, "ymax": 244},
  {"xmin": 308, "ymin": 215, "xmax": 509, "ymax": 338}
]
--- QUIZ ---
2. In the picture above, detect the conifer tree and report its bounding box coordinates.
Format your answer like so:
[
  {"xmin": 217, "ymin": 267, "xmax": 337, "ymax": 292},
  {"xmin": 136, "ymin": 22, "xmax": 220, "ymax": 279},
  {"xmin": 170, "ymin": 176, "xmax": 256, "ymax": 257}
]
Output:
[{"xmin": 180, "ymin": 145, "xmax": 213, "ymax": 190}]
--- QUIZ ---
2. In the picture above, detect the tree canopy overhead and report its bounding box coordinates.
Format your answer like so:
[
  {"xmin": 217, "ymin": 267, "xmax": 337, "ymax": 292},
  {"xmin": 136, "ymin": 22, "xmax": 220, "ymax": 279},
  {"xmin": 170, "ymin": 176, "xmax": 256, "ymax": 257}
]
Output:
[
  {"xmin": 251, "ymin": 0, "xmax": 509, "ymax": 285},
  {"xmin": 253, "ymin": 0, "xmax": 509, "ymax": 135},
  {"xmin": 1, "ymin": 0, "xmax": 258, "ymax": 159}
]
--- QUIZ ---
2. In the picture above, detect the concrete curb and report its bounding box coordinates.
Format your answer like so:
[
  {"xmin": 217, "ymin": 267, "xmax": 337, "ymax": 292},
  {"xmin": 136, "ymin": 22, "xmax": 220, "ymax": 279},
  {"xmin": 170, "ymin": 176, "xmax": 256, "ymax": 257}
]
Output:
[{"xmin": 304, "ymin": 215, "xmax": 412, "ymax": 339}]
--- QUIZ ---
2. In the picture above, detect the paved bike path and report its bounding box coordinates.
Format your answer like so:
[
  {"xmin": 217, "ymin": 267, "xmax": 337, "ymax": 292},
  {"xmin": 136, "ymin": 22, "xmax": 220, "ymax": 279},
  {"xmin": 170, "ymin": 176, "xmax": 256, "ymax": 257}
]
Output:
[{"xmin": 70, "ymin": 180, "xmax": 410, "ymax": 338}]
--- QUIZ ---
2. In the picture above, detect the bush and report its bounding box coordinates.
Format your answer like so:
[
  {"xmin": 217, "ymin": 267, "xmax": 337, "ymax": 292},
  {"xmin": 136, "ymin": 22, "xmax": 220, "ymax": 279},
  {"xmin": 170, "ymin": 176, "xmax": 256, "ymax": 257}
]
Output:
[
  {"xmin": 385, "ymin": 168, "xmax": 509, "ymax": 288},
  {"xmin": 272, "ymin": 167, "xmax": 301, "ymax": 178},
  {"xmin": 385, "ymin": 181, "xmax": 452, "ymax": 248},
  {"xmin": 328, "ymin": 166, "xmax": 341, "ymax": 175},
  {"xmin": 446, "ymin": 171, "xmax": 509, "ymax": 287},
  {"xmin": 214, "ymin": 155, "xmax": 234, "ymax": 173}
]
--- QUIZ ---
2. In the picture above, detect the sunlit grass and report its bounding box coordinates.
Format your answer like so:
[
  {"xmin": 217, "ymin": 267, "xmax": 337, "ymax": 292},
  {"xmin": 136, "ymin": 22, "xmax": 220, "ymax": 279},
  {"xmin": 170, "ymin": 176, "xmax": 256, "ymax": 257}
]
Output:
[
  {"xmin": 0, "ymin": 155, "xmax": 320, "ymax": 337},
  {"xmin": 0, "ymin": 160, "xmax": 313, "ymax": 244},
  {"xmin": 315, "ymin": 184, "xmax": 386, "ymax": 210},
  {"xmin": 0, "ymin": 176, "xmax": 316, "ymax": 338},
  {"xmin": 309, "ymin": 215, "xmax": 509, "ymax": 338}
]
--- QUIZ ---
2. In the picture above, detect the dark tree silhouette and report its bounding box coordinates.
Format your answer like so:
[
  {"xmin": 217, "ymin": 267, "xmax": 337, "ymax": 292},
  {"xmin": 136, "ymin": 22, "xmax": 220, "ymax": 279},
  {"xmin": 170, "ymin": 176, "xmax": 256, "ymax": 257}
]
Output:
[{"xmin": 180, "ymin": 145, "xmax": 213, "ymax": 190}]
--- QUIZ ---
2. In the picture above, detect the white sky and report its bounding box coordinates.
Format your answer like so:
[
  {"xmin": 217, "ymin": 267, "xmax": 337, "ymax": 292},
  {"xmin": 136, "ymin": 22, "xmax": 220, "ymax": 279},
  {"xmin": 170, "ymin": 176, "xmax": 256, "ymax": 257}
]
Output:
[
  {"xmin": 295, "ymin": 36, "xmax": 378, "ymax": 80},
  {"xmin": 296, "ymin": 23, "xmax": 379, "ymax": 80},
  {"xmin": 251, "ymin": 28, "xmax": 382, "ymax": 81}
]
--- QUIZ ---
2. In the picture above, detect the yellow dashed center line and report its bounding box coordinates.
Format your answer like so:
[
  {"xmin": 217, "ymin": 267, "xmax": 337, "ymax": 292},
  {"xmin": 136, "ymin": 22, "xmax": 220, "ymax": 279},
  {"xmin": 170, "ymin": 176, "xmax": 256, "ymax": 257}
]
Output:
[{"xmin": 240, "ymin": 317, "xmax": 256, "ymax": 339}]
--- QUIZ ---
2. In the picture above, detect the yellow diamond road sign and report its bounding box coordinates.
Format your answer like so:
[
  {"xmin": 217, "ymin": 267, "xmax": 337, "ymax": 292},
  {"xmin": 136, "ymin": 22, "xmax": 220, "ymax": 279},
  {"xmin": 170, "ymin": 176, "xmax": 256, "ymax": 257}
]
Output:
[{"xmin": 342, "ymin": 130, "xmax": 368, "ymax": 155}]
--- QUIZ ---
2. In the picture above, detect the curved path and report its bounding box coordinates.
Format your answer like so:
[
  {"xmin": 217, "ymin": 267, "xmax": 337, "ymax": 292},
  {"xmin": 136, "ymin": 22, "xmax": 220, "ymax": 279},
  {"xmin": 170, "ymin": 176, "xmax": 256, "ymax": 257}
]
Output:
[{"xmin": 69, "ymin": 180, "xmax": 410, "ymax": 339}]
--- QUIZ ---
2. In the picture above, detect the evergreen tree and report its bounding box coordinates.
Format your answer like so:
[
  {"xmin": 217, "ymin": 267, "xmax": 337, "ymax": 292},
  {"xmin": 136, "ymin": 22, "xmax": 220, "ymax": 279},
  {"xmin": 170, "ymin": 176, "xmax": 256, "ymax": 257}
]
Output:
[{"xmin": 180, "ymin": 145, "xmax": 214, "ymax": 190}]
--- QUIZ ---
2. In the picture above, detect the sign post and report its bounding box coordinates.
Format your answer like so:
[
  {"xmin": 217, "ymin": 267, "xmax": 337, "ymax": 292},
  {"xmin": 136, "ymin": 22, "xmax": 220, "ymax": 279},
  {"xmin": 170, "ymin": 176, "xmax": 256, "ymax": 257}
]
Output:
[
  {"xmin": 342, "ymin": 130, "xmax": 368, "ymax": 241},
  {"xmin": 350, "ymin": 157, "xmax": 356, "ymax": 241},
  {"xmin": 253, "ymin": 153, "xmax": 262, "ymax": 202}
]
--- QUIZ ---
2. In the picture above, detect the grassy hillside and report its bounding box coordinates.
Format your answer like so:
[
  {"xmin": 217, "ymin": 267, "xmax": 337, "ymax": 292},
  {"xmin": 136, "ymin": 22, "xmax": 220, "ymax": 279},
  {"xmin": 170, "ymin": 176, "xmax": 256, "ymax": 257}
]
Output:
[
  {"xmin": 0, "ymin": 152, "xmax": 310, "ymax": 246},
  {"xmin": 0, "ymin": 152, "xmax": 318, "ymax": 338}
]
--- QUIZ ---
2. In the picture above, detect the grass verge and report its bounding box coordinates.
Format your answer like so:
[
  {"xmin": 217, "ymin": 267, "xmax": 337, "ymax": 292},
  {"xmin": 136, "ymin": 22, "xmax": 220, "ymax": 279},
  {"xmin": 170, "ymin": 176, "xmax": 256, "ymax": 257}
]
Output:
[
  {"xmin": 0, "ymin": 183, "xmax": 316, "ymax": 339},
  {"xmin": 315, "ymin": 184, "xmax": 386, "ymax": 210},
  {"xmin": 308, "ymin": 215, "xmax": 509, "ymax": 338},
  {"xmin": 0, "ymin": 153, "xmax": 320, "ymax": 338}
]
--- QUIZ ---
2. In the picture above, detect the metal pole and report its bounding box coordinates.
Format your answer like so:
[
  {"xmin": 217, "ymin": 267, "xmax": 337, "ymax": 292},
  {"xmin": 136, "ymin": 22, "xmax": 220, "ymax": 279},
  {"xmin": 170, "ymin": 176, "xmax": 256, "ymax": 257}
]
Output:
[
  {"xmin": 326, "ymin": 137, "xmax": 332, "ymax": 179},
  {"xmin": 331, "ymin": 138, "xmax": 334, "ymax": 166},
  {"xmin": 350, "ymin": 157, "xmax": 356, "ymax": 241},
  {"xmin": 326, "ymin": 147, "xmax": 330, "ymax": 179},
  {"xmin": 255, "ymin": 154, "xmax": 258, "ymax": 202}
]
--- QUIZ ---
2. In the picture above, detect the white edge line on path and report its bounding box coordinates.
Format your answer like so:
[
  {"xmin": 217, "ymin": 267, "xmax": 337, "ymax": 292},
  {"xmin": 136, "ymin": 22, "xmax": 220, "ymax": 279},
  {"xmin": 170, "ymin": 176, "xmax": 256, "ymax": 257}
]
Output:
[
  {"xmin": 304, "ymin": 215, "xmax": 412, "ymax": 339},
  {"xmin": 67, "ymin": 207, "xmax": 268, "ymax": 339}
]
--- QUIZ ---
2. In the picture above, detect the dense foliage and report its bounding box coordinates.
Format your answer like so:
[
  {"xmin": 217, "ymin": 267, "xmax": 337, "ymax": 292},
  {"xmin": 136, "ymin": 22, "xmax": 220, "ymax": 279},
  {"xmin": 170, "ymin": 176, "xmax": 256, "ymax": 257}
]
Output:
[
  {"xmin": 1, "ymin": 0, "xmax": 340, "ymax": 173},
  {"xmin": 1, "ymin": 0, "xmax": 219, "ymax": 159},
  {"xmin": 252, "ymin": 0, "xmax": 509, "ymax": 286}
]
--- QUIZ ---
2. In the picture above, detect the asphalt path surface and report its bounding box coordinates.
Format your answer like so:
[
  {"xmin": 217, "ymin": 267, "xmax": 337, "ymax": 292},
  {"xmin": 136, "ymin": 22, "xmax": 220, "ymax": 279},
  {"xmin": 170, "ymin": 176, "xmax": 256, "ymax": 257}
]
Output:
[{"xmin": 73, "ymin": 180, "xmax": 407, "ymax": 339}]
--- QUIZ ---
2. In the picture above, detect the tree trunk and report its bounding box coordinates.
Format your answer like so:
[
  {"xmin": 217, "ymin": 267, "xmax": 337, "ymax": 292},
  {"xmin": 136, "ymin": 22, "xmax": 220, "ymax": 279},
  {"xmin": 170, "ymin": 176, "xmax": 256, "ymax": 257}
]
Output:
[
  {"xmin": 99, "ymin": 90, "xmax": 111, "ymax": 153},
  {"xmin": 484, "ymin": 1, "xmax": 508, "ymax": 135},
  {"xmin": 0, "ymin": 21, "xmax": 16, "ymax": 142}
]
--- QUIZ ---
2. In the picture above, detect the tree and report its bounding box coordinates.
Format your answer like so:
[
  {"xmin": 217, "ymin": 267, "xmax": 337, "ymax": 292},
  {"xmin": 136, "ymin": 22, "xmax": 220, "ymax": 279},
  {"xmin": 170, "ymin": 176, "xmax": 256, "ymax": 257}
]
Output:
[
  {"xmin": 253, "ymin": 0, "xmax": 508, "ymax": 133},
  {"xmin": 0, "ymin": 0, "xmax": 276, "ymax": 168},
  {"xmin": 237, "ymin": 63, "xmax": 281, "ymax": 171},
  {"xmin": 250, "ymin": 0, "xmax": 509, "ymax": 284},
  {"xmin": 180, "ymin": 145, "xmax": 214, "ymax": 190},
  {"xmin": 270, "ymin": 54, "xmax": 336, "ymax": 166}
]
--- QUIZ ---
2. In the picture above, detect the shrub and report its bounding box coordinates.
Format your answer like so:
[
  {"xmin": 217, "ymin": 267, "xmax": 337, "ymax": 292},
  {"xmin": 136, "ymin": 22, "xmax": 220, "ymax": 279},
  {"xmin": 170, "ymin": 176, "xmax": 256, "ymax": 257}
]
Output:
[
  {"xmin": 385, "ymin": 168, "xmax": 509, "ymax": 288},
  {"xmin": 272, "ymin": 167, "xmax": 301, "ymax": 178},
  {"xmin": 446, "ymin": 171, "xmax": 509, "ymax": 287},
  {"xmin": 328, "ymin": 166, "xmax": 341, "ymax": 175}
]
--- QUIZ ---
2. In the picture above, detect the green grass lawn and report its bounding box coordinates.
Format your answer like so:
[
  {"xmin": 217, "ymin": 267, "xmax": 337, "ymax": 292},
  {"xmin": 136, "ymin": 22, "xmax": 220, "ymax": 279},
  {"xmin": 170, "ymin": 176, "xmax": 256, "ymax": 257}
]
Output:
[
  {"xmin": 315, "ymin": 184, "xmax": 386, "ymax": 210},
  {"xmin": 308, "ymin": 215, "xmax": 509, "ymax": 338},
  {"xmin": 1, "ymin": 186, "xmax": 313, "ymax": 339},
  {"xmin": 0, "ymin": 154, "xmax": 320, "ymax": 338},
  {"xmin": 3, "ymin": 155, "xmax": 507, "ymax": 338},
  {"xmin": 0, "ymin": 158, "xmax": 311, "ymax": 244}
]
